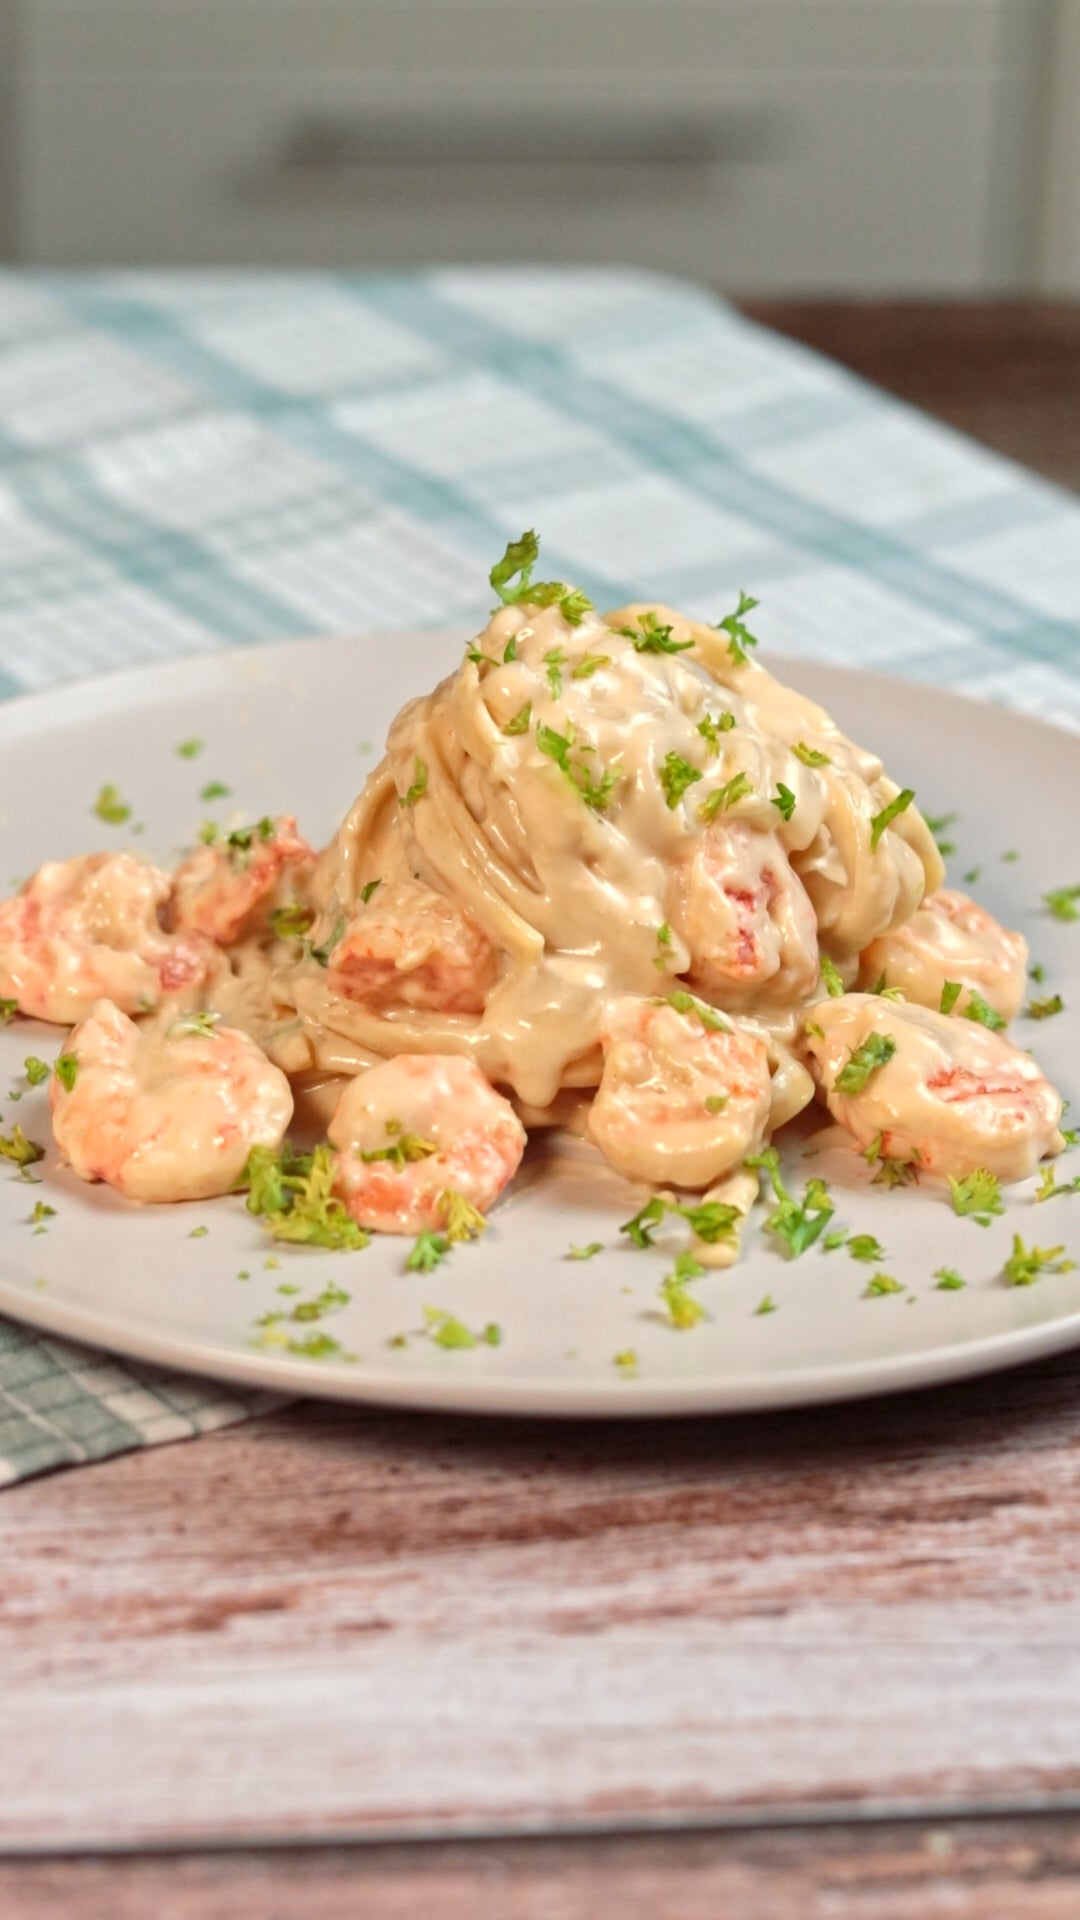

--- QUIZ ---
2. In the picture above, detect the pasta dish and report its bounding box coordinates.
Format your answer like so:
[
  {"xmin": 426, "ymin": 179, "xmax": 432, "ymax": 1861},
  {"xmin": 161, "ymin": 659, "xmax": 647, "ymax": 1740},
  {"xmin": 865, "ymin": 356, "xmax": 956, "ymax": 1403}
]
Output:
[{"xmin": 0, "ymin": 535, "xmax": 1066, "ymax": 1273}]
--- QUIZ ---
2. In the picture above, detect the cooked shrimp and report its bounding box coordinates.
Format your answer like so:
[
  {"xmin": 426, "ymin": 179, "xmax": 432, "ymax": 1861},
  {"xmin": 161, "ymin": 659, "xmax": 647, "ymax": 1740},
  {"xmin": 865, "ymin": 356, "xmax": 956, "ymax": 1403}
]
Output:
[
  {"xmin": 327, "ymin": 879, "xmax": 499, "ymax": 1015},
  {"xmin": 50, "ymin": 999, "xmax": 293, "ymax": 1203},
  {"xmin": 803, "ymin": 993, "xmax": 1064, "ymax": 1184},
  {"xmin": 171, "ymin": 814, "xmax": 315, "ymax": 947},
  {"xmin": 328, "ymin": 1053, "xmax": 525, "ymax": 1233},
  {"xmin": 858, "ymin": 888, "xmax": 1027, "ymax": 1024},
  {"xmin": 587, "ymin": 994, "xmax": 772, "ymax": 1188},
  {"xmin": 0, "ymin": 853, "xmax": 212, "ymax": 1024},
  {"xmin": 675, "ymin": 823, "xmax": 819, "ymax": 1008}
]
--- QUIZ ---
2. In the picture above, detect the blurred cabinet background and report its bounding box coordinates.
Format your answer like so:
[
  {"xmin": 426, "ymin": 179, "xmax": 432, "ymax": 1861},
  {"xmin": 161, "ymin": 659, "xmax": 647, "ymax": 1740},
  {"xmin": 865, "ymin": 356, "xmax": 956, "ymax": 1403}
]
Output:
[{"xmin": 1, "ymin": 0, "xmax": 1079, "ymax": 290}]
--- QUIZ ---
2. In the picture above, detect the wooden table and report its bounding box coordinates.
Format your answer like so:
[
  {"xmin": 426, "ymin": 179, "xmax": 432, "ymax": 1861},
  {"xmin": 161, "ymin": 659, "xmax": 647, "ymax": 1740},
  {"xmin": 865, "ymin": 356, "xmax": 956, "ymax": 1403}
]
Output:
[{"xmin": 4, "ymin": 303, "xmax": 1080, "ymax": 1919}]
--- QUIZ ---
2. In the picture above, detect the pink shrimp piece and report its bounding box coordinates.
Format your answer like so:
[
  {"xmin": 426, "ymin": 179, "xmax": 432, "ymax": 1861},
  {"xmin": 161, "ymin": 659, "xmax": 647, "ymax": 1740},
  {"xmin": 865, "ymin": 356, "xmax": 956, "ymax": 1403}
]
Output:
[
  {"xmin": 676, "ymin": 823, "xmax": 819, "ymax": 1007},
  {"xmin": 328, "ymin": 1054, "xmax": 525, "ymax": 1234},
  {"xmin": 803, "ymin": 993, "xmax": 1064, "ymax": 1185},
  {"xmin": 171, "ymin": 814, "xmax": 315, "ymax": 947},
  {"xmin": 0, "ymin": 853, "xmax": 212, "ymax": 1024},
  {"xmin": 858, "ymin": 888, "xmax": 1027, "ymax": 1023},
  {"xmin": 587, "ymin": 994, "xmax": 772, "ymax": 1188},
  {"xmin": 327, "ymin": 879, "xmax": 499, "ymax": 1015},
  {"xmin": 50, "ymin": 999, "xmax": 293, "ymax": 1203}
]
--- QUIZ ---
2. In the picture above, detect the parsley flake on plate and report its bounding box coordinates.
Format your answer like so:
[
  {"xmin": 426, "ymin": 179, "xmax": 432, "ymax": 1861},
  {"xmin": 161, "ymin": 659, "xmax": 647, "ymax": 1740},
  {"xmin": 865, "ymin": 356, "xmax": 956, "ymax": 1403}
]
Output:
[
  {"xmin": 241, "ymin": 1142, "xmax": 368, "ymax": 1250},
  {"xmin": 199, "ymin": 780, "xmax": 230, "ymax": 802},
  {"xmin": 0, "ymin": 1125, "xmax": 44, "ymax": 1168},
  {"xmin": 934, "ymin": 1268, "xmax": 967, "ymax": 1291},
  {"xmin": 745, "ymin": 1147, "xmax": 834, "ymax": 1257},
  {"xmin": 1043, "ymin": 885, "xmax": 1080, "ymax": 923},
  {"xmin": 1026, "ymin": 994, "xmax": 1064, "ymax": 1021},
  {"xmin": 948, "ymin": 1168, "xmax": 1004, "ymax": 1226},
  {"xmin": 23, "ymin": 1057, "xmax": 49, "ymax": 1087},
  {"xmin": 92, "ymin": 783, "xmax": 131, "ymax": 826},
  {"xmin": 658, "ymin": 1252, "xmax": 707, "ymax": 1329},
  {"xmin": 1003, "ymin": 1235, "xmax": 1076, "ymax": 1287},
  {"xmin": 176, "ymin": 738, "xmax": 203, "ymax": 759},
  {"xmin": 863, "ymin": 1273, "xmax": 904, "ymax": 1298},
  {"xmin": 0, "ymin": 1000, "xmax": 17, "ymax": 1025},
  {"xmin": 566, "ymin": 1241, "xmax": 603, "ymax": 1261},
  {"xmin": 406, "ymin": 1231, "xmax": 452, "ymax": 1274},
  {"xmin": 438, "ymin": 1189, "xmax": 487, "ymax": 1243},
  {"xmin": 1035, "ymin": 1164, "xmax": 1080, "ymax": 1202},
  {"xmin": 755, "ymin": 1294, "xmax": 778, "ymax": 1316},
  {"xmin": 847, "ymin": 1234, "xmax": 887, "ymax": 1263}
]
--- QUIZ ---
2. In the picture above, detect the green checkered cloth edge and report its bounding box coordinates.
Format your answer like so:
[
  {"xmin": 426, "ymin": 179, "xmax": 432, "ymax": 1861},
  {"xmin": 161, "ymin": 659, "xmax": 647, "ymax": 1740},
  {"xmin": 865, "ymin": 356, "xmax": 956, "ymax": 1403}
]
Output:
[{"xmin": 0, "ymin": 267, "xmax": 1077, "ymax": 1482}]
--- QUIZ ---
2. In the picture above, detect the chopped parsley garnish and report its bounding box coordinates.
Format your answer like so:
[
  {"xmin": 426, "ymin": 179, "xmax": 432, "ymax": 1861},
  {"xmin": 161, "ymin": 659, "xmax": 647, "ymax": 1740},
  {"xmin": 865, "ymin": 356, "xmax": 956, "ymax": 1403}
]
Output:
[
  {"xmin": 488, "ymin": 530, "xmax": 593, "ymax": 625},
  {"xmin": 754, "ymin": 1294, "xmax": 777, "ymax": 1316},
  {"xmin": 176, "ymin": 738, "xmax": 203, "ymax": 759},
  {"xmin": 1003, "ymin": 1234, "xmax": 1076, "ymax": 1287},
  {"xmin": 1043, "ymin": 885, "xmax": 1080, "ymax": 923},
  {"xmin": 536, "ymin": 720, "xmax": 619, "ymax": 811},
  {"xmin": 869, "ymin": 789, "xmax": 915, "ymax": 851},
  {"xmin": 1001, "ymin": 850, "xmax": 1019, "ymax": 863},
  {"xmin": 664, "ymin": 989, "xmax": 727, "ymax": 1032},
  {"xmin": 697, "ymin": 771, "xmax": 753, "ymax": 823},
  {"xmin": 615, "ymin": 610, "xmax": 693, "ymax": 656},
  {"xmin": 964, "ymin": 866, "xmax": 982, "ymax": 885},
  {"xmin": 697, "ymin": 711, "xmax": 736, "ymax": 754},
  {"xmin": 948, "ymin": 1167, "xmax": 1004, "ymax": 1226},
  {"xmin": 567, "ymin": 1242, "xmax": 603, "ymax": 1261},
  {"xmin": 199, "ymin": 780, "xmax": 230, "ymax": 802},
  {"xmin": 772, "ymin": 784, "xmax": 796, "ymax": 823},
  {"xmin": 870, "ymin": 973, "xmax": 904, "ymax": 1002},
  {"xmin": 399, "ymin": 758, "xmax": 428, "ymax": 808},
  {"xmin": 167, "ymin": 1011, "xmax": 220, "ymax": 1040},
  {"xmin": 620, "ymin": 1193, "xmax": 740, "ymax": 1250},
  {"xmin": 835, "ymin": 1033, "xmax": 896, "ymax": 1094},
  {"xmin": 713, "ymin": 590, "xmax": 759, "ymax": 665},
  {"xmin": 820, "ymin": 955, "xmax": 845, "ymax": 999},
  {"xmin": 823, "ymin": 1229, "xmax": 848, "ymax": 1251},
  {"xmin": 241, "ymin": 1142, "xmax": 368, "ymax": 1250},
  {"xmin": 287, "ymin": 1281, "xmax": 351, "ymax": 1325},
  {"xmin": 653, "ymin": 922, "xmax": 674, "ymax": 972},
  {"xmin": 1026, "ymin": 994, "xmax": 1064, "ymax": 1021},
  {"xmin": 805, "ymin": 1020, "xmax": 825, "ymax": 1038},
  {"xmin": 658, "ymin": 1251, "xmax": 707, "ymax": 1329},
  {"xmin": 189, "ymin": 1224, "xmax": 209, "ymax": 1238},
  {"xmin": 0, "ymin": 1125, "xmax": 44, "ymax": 1168},
  {"xmin": 92, "ymin": 783, "xmax": 131, "ymax": 826},
  {"xmin": 704, "ymin": 1094, "xmax": 728, "ymax": 1115},
  {"xmin": 792, "ymin": 742, "xmax": 831, "ymax": 767},
  {"xmin": 305, "ymin": 913, "xmax": 346, "ymax": 968},
  {"xmin": 863, "ymin": 1273, "xmax": 904, "ymax": 1297},
  {"xmin": 1035, "ymin": 1164, "xmax": 1080, "ymax": 1202},
  {"xmin": 939, "ymin": 981, "xmax": 963, "ymax": 1015},
  {"xmin": 198, "ymin": 821, "xmax": 219, "ymax": 845},
  {"xmin": 226, "ymin": 817, "xmax": 276, "ymax": 862},
  {"xmin": 269, "ymin": 903, "xmax": 315, "ymax": 939},
  {"xmin": 359, "ymin": 1126, "xmax": 437, "ymax": 1169},
  {"xmin": 543, "ymin": 646, "xmax": 567, "ymax": 695},
  {"xmin": 847, "ymin": 1234, "xmax": 886, "ymax": 1263},
  {"xmin": 52, "ymin": 1054, "xmax": 78, "ymax": 1090},
  {"xmin": 0, "ymin": 999, "xmax": 17, "ymax": 1024},
  {"xmin": 359, "ymin": 879, "xmax": 382, "ymax": 904},
  {"xmin": 423, "ymin": 1305, "xmax": 501, "ymax": 1350},
  {"xmin": 438, "ymin": 1189, "xmax": 487, "ymax": 1243},
  {"xmin": 23, "ymin": 1057, "xmax": 49, "ymax": 1087},
  {"xmin": 659, "ymin": 751, "xmax": 703, "ymax": 811},
  {"xmin": 502, "ymin": 701, "xmax": 533, "ymax": 736},
  {"xmin": 256, "ymin": 1330, "xmax": 357, "ymax": 1362},
  {"xmin": 1030, "ymin": 963, "xmax": 1047, "ymax": 984},
  {"xmin": 960, "ymin": 990, "xmax": 1006, "ymax": 1032},
  {"xmin": 613, "ymin": 1348, "xmax": 639, "ymax": 1373},
  {"xmin": 571, "ymin": 653, "xmax": 610, "ymax": 681},
  {"xmin": 934, "ymin": 1268, "xmax": 967, "ymax": 1290},
  {"xmin": 745, "ymin": 1147, "xmax": 834, "ymax": 1257}
]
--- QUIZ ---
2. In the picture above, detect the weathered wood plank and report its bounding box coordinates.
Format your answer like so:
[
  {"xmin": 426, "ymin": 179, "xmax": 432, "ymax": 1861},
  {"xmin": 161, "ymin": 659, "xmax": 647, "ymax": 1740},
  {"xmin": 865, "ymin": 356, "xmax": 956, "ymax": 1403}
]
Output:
[
  {"xmin": 6, "ymin": 1817, "xmax": 1080, "ymax": 1920},
  {"xmin": 5, "ymin": 1353, "xmax": 1080, "ymax": 1847}
]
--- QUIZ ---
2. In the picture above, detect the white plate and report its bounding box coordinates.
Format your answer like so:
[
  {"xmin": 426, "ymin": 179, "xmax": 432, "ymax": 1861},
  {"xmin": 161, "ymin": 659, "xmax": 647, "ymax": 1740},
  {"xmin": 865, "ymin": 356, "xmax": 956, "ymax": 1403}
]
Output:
[{"xmin": 0, "ymin": 634, "xmax": 1077, "ymax": 1416}]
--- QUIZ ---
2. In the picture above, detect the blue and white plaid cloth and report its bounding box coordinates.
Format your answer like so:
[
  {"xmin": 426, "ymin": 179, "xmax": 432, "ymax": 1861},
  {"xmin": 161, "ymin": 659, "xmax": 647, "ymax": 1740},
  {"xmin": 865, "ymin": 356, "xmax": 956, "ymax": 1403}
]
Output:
[{"xmin": 1, "ymin": 267, "xmax": 1077, "ymax": 1480}]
